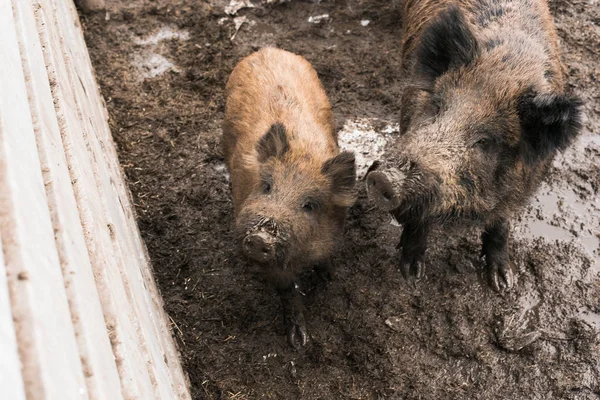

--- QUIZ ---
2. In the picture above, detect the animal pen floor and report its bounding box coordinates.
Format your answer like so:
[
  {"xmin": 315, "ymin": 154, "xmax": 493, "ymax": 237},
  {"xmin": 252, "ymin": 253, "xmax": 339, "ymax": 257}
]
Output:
[{"xmin": 82, "ymin": 1, "xmax": 599, "ymax": 398}]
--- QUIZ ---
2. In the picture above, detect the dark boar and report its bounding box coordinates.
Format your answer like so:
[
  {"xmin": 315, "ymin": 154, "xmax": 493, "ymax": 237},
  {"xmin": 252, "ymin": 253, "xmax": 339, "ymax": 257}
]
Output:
[
  {"xmin": 223, "ymin": 48, "xmax": 356, "ymax": 347},
  {"xmin": 366, "ymin": 0, "xmax": 582, "ymax": 291}
]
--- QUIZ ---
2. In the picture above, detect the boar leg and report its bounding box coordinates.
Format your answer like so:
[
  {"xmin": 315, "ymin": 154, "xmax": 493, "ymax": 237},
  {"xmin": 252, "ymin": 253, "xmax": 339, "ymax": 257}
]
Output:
[
  {"xmin": 482, "ymin": 219, "xmax": 514, "ymax": 292},
  {"xmin": 397, "ymin": 222, "xmax": 430, "ymax": 280},
  {"xmin": 275, "ymin": 284, "xmax": 308, "ymax": 348},
  {"xmin": 314, "ymin": 259, "xmax": 333, "ymax": 283}
]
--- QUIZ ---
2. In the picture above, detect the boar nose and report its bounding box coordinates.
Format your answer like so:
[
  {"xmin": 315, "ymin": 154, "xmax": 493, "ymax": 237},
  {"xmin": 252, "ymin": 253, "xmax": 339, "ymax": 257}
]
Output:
[
  {"xmin": 366, "ymin": 166, "xmax": 404, "ymax": 211},
  {"xmin": 243, "ymin": 231, "xmax": 277, "ymax": 263}
]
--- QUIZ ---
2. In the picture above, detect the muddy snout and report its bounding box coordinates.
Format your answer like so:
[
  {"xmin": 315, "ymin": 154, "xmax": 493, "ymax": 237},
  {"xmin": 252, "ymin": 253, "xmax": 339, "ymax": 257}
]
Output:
[
  {"xmin": 243, "ymin": 230, "xmax": 277, "ymax": 263},
  {"xmin": 366, "ymin": 164, "xmax": 405, "ymax": 211}
]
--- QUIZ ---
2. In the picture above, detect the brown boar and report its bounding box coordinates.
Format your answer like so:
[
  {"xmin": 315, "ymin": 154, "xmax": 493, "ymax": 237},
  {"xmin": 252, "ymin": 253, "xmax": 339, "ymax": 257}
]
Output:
[
  {"xmin": 366, "ymin": 0, "xmax": 582, "ymax": 291},
  {"xmin": 223, "ymin": 48, "xmax": 356, "ymax": 347}
]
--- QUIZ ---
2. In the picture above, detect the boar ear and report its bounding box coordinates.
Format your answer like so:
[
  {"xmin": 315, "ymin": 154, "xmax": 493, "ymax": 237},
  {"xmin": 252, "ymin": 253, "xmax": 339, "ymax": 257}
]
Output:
[
  {"xmin": 518, "ymin": 91, "xmax": 583, "ymax": 163},
  {"xmin": 415, "ymin": 5, "xmax": 479, "ymax": 83},
  {"xmin": 257, "ymin": 123, "xmax": 289, "ymax": 162},
  {"xmin": 322, "ymin": 151, "xmax": 357, "ymax": 207}
]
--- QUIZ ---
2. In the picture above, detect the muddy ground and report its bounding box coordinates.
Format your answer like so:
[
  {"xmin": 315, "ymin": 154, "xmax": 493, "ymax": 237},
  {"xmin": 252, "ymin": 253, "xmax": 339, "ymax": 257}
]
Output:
[{"xmin": 81, "ymin": 0, "xmax": 600, "ymax": 398}]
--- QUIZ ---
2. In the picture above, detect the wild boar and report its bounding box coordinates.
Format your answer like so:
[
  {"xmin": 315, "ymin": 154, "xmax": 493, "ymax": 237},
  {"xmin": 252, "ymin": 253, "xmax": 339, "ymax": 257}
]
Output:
[
  {"xmin": 366, "ymin": 0, "xmax": 582, "ymax": 291},
  {"xmin": 223, "ymin": 48, "xmax": 356, "ymax": 347}
]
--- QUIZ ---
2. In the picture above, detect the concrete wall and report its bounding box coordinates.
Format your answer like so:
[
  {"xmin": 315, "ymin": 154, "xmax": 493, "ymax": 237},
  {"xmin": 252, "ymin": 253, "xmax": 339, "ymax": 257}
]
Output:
[{"xmin": 0, "ymin": 0, "xmax": 191, "ymax": 398}]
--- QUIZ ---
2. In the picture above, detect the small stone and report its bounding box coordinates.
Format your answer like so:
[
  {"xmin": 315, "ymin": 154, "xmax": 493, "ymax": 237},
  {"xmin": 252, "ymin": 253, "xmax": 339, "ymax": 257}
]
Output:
[{"xmin": 385, "ymin": 316, "xmax": 405, "ymax": 332}]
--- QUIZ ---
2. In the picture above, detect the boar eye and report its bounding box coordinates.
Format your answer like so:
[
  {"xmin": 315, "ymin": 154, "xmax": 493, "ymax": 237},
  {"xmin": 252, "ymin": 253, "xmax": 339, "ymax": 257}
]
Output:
[
  {"xmin": 302, "ymin": 201, "xmax": 316, "ymax": 212},
  {"xmin": 423, "ymin": 97, "xmax": 441, "ymax": 117},
  {"xmin": 429, "ymin": 93, "xmax": 443, "ymax": 115},
  {"xmin": 261, "ymin": 178, "xmax": 272, "ymax": 194},
  {"xmin": 474, "ymin": 137, "xmax": 492, "ymax": 151}
]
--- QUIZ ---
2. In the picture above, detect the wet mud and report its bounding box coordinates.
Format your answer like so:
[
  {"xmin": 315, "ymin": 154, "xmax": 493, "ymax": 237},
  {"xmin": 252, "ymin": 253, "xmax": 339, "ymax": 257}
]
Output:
[{"xmin": 81, "ymin": 0, "xmax": 599, "ymax": 398}]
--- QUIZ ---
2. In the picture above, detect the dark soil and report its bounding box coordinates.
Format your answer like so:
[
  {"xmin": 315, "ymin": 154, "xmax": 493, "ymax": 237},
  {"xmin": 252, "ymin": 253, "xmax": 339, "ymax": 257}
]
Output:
[{"xmin": 81, "ymin": 1, "xmax": 599, "ymax": 398}]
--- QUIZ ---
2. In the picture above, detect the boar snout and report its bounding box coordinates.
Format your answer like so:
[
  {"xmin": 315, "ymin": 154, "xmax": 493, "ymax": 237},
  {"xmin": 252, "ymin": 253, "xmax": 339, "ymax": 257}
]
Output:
[
  {"xmin": 366, "ymin": 163, "xmax": 405, "ymax": 211},
  {"xmin": 243, "ymin": 231, "xmax": 277, "ymax": 263}
]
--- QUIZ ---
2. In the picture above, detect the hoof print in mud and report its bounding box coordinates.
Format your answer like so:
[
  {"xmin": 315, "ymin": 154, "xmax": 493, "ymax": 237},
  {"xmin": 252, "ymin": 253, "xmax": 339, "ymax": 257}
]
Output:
[{"xmin": 494, "ymin": 312, "xmax": 542, "ymax": 352}]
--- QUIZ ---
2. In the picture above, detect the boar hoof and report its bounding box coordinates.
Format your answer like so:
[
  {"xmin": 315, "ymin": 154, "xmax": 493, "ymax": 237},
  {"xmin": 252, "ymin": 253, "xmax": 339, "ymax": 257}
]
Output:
[
  {"xmin": 400, "ymin": 258, "xmax": 425, "ymax": 281},
  {"xmin": 287, "ymin": 320, "xmax": 308, "ymax": 349},
  {"xmin": 314, "ymin": 261, "xmax": 333, "ymax": 284},
  {"xmin": 487, "ymin": 260, "xmax": 514, "ymax": 292}
]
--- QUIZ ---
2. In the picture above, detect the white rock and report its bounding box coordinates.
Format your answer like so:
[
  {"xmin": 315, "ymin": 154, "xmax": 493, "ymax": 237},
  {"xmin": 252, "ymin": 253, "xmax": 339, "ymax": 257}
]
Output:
[{"xmin": 308, "ymin": 14, "xmax": 330, "ymax": 24}]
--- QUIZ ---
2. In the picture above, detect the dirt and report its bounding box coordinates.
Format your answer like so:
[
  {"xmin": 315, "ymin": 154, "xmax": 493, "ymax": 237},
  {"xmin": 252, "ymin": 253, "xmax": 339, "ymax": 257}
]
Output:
[{"xmin": 81, "ymin": 0, "xmax": 600, "ymax": 398}]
